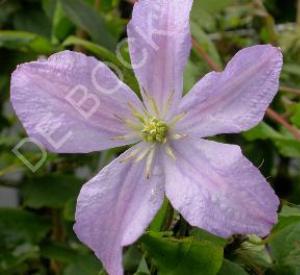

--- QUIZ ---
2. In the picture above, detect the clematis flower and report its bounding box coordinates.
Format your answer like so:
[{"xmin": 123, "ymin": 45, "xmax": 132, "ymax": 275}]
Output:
[{"xmin": 10, "ymin": 0, "xmax": 282, "ymax": 274}]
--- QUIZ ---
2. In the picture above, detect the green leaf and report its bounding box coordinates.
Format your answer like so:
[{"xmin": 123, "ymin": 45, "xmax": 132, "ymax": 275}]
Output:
[
  {"xmin": 134, "ymin": 256, "xmax": 150, "ymax": 275},
  {"xmin": 141, "ymin": 232, "xmax": 223, "ymax": 275},
  {"xmin": 191, "ymin": 22, "xmax": 222, "ymax": 67},
  {"xmin": 283, "ymin": 63, "xmax": 300, "ymax": 77},
  {"xmin": 272, "ymin": 216, "xmax": 300, "ymax": 235},
  {"xmin": 190, "ymin": 228, "xmax": 227, "ymax": 247},
  {"xmin": 0, "ymin": 208, "xmax": 50, "ymax": 245},
  {"xmin": 274, "ymin": 139, "xmax": 300, "ymax": 158},
  {"xmin": 64, "ymin": 262, "xmax": 102, "ymax": 275},
  {"xmin": 193, "ymin": 0, "xmax": 234, "ymax": 14},
  {"xmin": 63, "ymin": 36, "xmax": 139, "ymax": 92},
  {"xmin": 271, "ymin": 204, "xmax": 300, "ymax": 234},
  {"xmin": 63, "ymin": 198, "xmax": 76, "ymax": 221},
  {"xmin": 0, "ymin": 243, "xmax": 39, "ymax": 272},
  {"xmin": 60, "ymin": 0, "xmax": 116, "ymax": 49},
  {"xmin": 45, "ymin": 0, "xmax": 74, "ymax": 44},
  {"xmin": 218, "ymin": 259, "xmax": 248, "ymax": 275},
  {"xmin": 269, "ymin": 220, "xmax": 300, "ymax": 274},
  {"xmin": 0, "ymin": 30, "xmax": 53, "ymax": 54},
  {"xmin": 243, "ymin": 122, "xmax": 282, "ymax": 141},
  {"xmin": 40, "ymin": 242, "xmax": 102, "ymax": 275},
  {"xmin": 280, "ymin": 204, "xmax": 300, "ymax": 217},
  {"xmin": 0, "ymin": 0, "xmax": 20, "ymax": 25},
  {"xmin": 191, "ymin": 0, "xmax": 235, "ymax": 32},
  {"xmin": 13, "ymin": 8, "xmax": 52, "ymax": 38},
  {"xmin": 63, "ymin": 35, "xmax": 119, "ymax": 64},
  {"xmin": 42, "ymin": 0, "xmax": 59, "ymax": 19},
  {"xmin": 149, "ymin": 199, "xmax": 172, "ymax": 232},
  {"xmin": 21, "ymin": 174, "xmax": 82, "ymax": 208},
  {"xmin": 123, "ymin": 245, "xmax": 143, "ymax": 273},
  {"xmin": 244, "ymin": 123, "xmax": 300, "ymax": 158},
  {"xmin": 191, "ymin": 4, "xmax": 215, "ymax": 31},
  {"xmin": 40, "ymin": 242, "xmax": 78, "ymax": 263},
  {"xmin": 291, "ymin": 103, "xmax": 300, "ymax": 128},
  {"xmin": 51, "ymin": 0, "xmax": 73, "ymax": 43}
]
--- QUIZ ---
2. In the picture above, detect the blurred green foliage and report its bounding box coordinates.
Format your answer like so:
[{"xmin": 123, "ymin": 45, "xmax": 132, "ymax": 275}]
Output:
[{"xmin": 1, "ymin": 0, "xmax": 300, "ymax": 274}]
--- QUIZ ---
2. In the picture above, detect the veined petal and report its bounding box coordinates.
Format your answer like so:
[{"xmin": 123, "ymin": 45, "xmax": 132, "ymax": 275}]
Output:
[
  {"xmin": 74, "ymin": 143, "xmax": 164, "ymax": 275},
  {"xmin": 164, "ymin": 137, "xmax": 279, "ymax": 238},
  {"xmin": 11, "ymin": 51, "xmax": 144, "ymax": 153},
  {"xmin": 127, "ymin": 0, "xmax": 192, "ymax": 117},
  {"xmin": 176, "ymin": 45, "xmax": 283, "ymax": 137}
]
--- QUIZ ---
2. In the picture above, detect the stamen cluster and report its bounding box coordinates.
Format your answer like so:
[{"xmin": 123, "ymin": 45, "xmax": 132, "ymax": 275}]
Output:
[{"xmin": 142, "ymin": 117, "xmax": 168, "ymax": 143}]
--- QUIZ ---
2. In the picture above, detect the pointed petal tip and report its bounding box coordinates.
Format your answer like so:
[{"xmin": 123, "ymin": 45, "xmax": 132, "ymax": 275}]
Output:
[
  {"xmin": 73, "ymin": 144, "xmax": 164, "ymax": 275},
  {"xmin": 164, "ymin": 138, "xmax": 280, "ymax": 239},
  {"xmin": 177, "ymin": 43, "xmax": 283, "ymax": 137},
  {"xmin": 10, "ymin": 50, "xmax": 143, "ymax": 153},
  {"xmin": 127, "ymin": 0, "xmax": 193, "ymax": 115}
]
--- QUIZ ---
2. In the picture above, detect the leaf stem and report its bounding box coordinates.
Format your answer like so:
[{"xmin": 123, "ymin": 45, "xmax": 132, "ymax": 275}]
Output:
[
  {"xmin": 191, "ymin": 37, "xmax": 222, "ymax": 72},
  {"xmin": 95, "ymin": 0, "xmax": 101, "ymax": 10},
  {"xmin": 280, "ymin": 85, "xmax": 300, "ymax": 96},
  {"xmin": 50, "ymin": 209, "xmax": 65, "ymax": 274},
  {"xmin": 266, "ymin": 109, "xmax": 300, "ymax": 140}
]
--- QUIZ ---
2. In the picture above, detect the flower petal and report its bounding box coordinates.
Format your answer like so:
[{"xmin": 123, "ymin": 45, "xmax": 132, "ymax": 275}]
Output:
[
  {"xmin": 176, "ymin": 45, "xmax": 283, "ymax": 137},
  {"xmin": 11, "ymin": 51, "xmax": 144, "ymax": 153},
  {"xmin": 74, "ymin": 143, "xmax": 164, "ymax": 275},
  {"xmin": 164, "ymin": 137, "xmax": 279, "ymax": 238},
  {"xmin": 127, "ymin": 0, "xmax": 192, "ymax": 116}
]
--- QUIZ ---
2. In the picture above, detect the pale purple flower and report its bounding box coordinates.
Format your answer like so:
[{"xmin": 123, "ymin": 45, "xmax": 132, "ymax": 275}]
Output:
[{"xmin": 10, "ymin": 0, "xmax": 282, "ymax": 274}]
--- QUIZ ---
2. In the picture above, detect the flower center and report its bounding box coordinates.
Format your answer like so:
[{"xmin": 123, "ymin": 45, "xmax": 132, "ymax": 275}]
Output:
[{"xmin": 142, "ymin": 117, "xmax": 168, "ymax": 143}]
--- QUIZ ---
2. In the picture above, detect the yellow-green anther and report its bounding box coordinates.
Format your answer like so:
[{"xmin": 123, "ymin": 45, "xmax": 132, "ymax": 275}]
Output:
[
  {"xmin": 128, "ymin": 102, "xmax": 147, "ymax": 124},
  {"xmin": 142, "ymin": 117, "xmax": 168, "ymax": 143}
]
